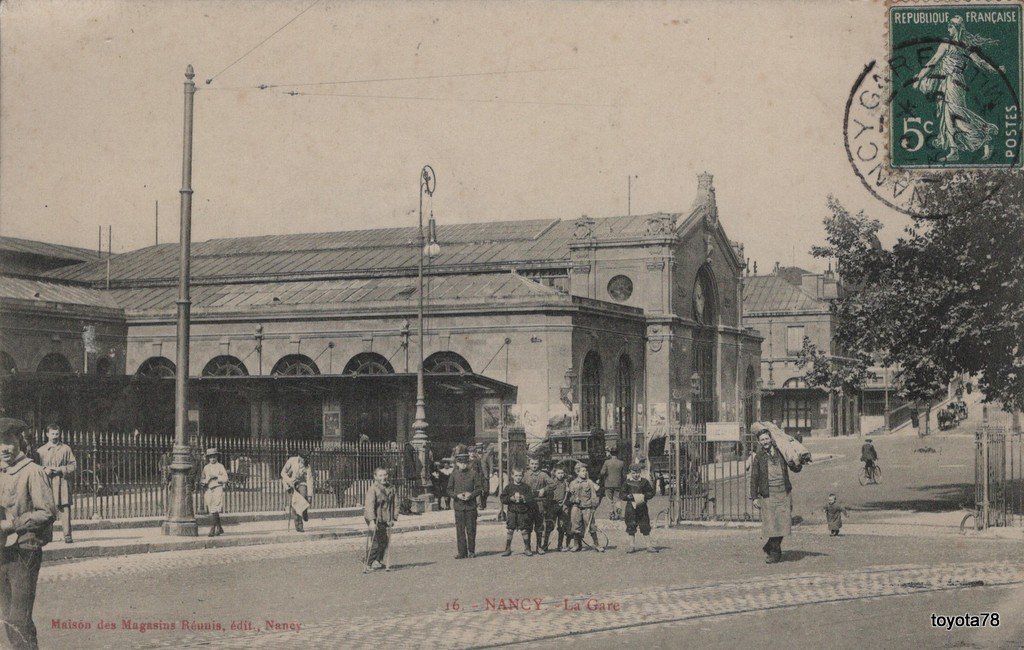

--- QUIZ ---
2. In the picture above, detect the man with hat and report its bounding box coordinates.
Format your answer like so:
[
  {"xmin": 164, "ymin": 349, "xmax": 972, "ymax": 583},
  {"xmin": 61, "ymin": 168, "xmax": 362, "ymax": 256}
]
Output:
[
  {"xmin": 200, "ymin": 448, "xmax": 228, "ymax": 537},
  {"xmin": 522, "ymin": 456, "xmax": 556, "ymax": 554},
  {"xmin": 0, "ymin": 418, "xmax": 58, "ymax": 649},
  {"xmin": 447, "ymin": 452, "xmax": 485, "ymax": 559},
  {"xmin": 36, "ymin": 423, "xmax": 76, "ymax": 544},
  {"xmin": 622, "ymin": 462, "xmax": 657, "ymax": 553},
  {"xmin": 281, "ymin": 451, "xmax": 314, "ymax": 532},
  {"xmin": 598, "ymin": 449, "xmax": 626, "ymax": 521},
  {"xmin": 860, "ymin": 438, "xmax": 879, "ymax": 476}
]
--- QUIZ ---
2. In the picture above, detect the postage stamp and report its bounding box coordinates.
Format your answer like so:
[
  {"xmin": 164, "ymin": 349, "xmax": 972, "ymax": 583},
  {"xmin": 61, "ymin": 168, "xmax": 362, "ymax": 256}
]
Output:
[{"xmin": 889, "ymin": 3, "xmax": 1023, "ymax": 169}]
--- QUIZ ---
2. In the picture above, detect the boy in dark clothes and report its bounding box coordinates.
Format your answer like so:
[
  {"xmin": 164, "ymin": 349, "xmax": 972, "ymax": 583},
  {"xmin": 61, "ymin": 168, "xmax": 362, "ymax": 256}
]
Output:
[
  {"xmin": 500, "ymin": 468, "xmax": 536, "ymax": 556},
  {"xmin": 824, "ymin": 493, "xmax": 849, "ymax": 536},
  {"xmin": 550, "ymin": 466, "xmax": 571, "ymax": 551},
  {"xmin": 622, "ymin": 462, "xmax": 657, "ymax": 553}
]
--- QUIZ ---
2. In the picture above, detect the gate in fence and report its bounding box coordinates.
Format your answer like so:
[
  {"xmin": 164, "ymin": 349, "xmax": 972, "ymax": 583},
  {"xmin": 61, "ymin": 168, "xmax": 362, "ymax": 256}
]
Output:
[
  {"xmin": 676, "ymin": 428, "xmax": 760, "ymax": 522},
  {"xmin": 974, "ymin": 427, "xmax": 1023, "ymax": 529},
  {"xmin": 41, "ymin": 430, "xmax": 410, "ymax": 522}
]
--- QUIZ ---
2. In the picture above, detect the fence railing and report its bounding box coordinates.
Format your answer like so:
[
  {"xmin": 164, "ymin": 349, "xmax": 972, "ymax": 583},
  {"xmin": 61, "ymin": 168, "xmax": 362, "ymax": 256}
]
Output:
[
  {"xmin": 30, "ymin": 431, "xmax": 411, "ymax": 522},
  {"xmin": 975, "ymin": 427, "xmax": 1023, "ymax": 529}
]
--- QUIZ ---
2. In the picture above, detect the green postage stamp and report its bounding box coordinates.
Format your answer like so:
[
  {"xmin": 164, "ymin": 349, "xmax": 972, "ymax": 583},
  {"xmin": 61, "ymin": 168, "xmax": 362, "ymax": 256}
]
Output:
[{"xmin": 889, "ymin": 3, "xmax": 1023, "ymax": 168}]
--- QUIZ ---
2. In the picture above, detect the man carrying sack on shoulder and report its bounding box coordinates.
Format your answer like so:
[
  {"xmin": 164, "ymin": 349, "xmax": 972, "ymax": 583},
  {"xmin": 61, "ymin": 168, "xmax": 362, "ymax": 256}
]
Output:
[
  {"xmin": 0, "ymin": 418, "xmax": 58, "ymax": 649},
  {"xmin": 281, "ymin": 452, "xmax": 313, "ymax": 532}
]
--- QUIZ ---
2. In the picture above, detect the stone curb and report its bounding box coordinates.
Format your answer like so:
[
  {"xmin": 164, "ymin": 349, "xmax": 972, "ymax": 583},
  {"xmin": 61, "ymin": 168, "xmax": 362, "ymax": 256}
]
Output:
[
  {"xmin": 45, "ymin": 514, "xmax": 501, "ymax": 562},
  {"xmin": 59, "ymin": 507, "xmax": 365, "ymax": 532}
]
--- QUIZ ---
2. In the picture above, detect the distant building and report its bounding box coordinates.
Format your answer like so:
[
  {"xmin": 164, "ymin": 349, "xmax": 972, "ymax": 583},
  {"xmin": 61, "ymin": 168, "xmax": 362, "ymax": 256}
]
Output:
[
  {"xmin": 743, "ymin": 265, "xmax": 860, "ymax": 437},
  {"xmin": 1, "ymin": 174, "xmax": 762, "ymax": 453}
]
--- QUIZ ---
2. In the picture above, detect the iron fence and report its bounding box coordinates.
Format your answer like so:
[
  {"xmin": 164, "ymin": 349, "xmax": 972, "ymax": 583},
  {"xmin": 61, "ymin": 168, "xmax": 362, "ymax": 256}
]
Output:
[
  {"xmin": 649, "ymin": 428, "xmax": 760, "ymax": 523},
  {"xmin": 31, "ymin": 431, "xmax": 410, "ymax": 522},
  {"xmin": 974, "ymin": 427, "xmax": 1023, "ymax": 528}
]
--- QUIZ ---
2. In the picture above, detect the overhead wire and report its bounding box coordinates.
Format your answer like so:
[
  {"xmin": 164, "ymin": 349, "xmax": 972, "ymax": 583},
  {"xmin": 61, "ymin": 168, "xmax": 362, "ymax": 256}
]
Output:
[
  {"xmin": 279, "ymin": 90, "xmax": 615, "ymax": 108},
  {"xmin": 204, "ymin": 0, "xmax": 323, "ymax": 85},
  {"xmin": 201, "ymin": 62, "xmax": 637, "ymax": 91}
]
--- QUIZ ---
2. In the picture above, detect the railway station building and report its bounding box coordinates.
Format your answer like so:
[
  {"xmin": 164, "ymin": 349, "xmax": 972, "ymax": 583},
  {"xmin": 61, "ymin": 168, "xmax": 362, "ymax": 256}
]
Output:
[{"xmin": 0, "ymin": 173, "xmax": 763, "ymax": 453}]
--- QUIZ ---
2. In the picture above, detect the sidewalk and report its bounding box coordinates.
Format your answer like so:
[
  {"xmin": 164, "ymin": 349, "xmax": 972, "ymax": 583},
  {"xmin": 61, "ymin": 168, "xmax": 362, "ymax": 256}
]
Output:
[{"xmin": 44, "ymin": 507, "xmax": 500, "ymax": 562}]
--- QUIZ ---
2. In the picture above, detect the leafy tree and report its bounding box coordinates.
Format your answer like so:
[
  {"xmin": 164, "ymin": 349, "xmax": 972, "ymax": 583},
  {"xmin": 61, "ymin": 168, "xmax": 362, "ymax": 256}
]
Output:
[
  {"xmin": 812, "ymin": 184, "xmax": 1024, "ymax": 411},
  {"xmin": 795, "ymin": 338, "xmax": 870, "ymax": 397}
]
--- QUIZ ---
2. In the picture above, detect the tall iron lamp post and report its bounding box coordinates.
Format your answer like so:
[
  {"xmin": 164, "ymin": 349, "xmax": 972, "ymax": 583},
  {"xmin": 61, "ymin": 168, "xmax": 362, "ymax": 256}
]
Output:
[
  {"xmin": 411, "ymin": 165, "xmax": 439, "ymax": 505},
  {"xmin": 163, "ymin": 65, "xmax": 198, "ymax": 536}
]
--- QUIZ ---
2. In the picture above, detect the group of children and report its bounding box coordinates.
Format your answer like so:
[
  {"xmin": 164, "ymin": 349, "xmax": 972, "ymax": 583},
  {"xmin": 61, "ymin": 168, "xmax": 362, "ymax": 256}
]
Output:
[{"xmin": 500, "ymin": 458, "xmax": 658, "ymax": 555}]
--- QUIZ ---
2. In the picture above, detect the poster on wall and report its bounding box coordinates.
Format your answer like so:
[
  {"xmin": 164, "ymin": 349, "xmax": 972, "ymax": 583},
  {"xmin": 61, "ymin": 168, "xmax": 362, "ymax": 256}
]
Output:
[
  {"xmin": 546, "ymin": 402, "xmax": 572, "ymax": 434},
  {"xmin": 649, "ymin": 403, "xmax": 667, "ymax": 431},
  {"xmin": 322, "ymin": 411, "xmax": 342, "ymax": 442},
  {"xmin": 481, "ymin": 403, "xmax": 502, "ymax": 431}
]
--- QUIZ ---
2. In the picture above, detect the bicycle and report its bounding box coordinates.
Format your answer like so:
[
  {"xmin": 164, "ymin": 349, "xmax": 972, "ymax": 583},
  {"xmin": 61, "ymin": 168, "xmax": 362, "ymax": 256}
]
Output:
[
  {"xmin": 960, "ymin": 503, "xmax": 1006, "ymax": 534},
  {"xmin": 858, "ymin": 463, "xmax": 881, "ymax": 486}
]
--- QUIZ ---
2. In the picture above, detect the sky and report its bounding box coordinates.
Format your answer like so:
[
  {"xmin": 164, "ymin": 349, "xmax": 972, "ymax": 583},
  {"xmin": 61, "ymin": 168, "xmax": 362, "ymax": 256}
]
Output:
[{"xmin": 0, "ymin": 0, "xmax": 909, "ymax": 273}]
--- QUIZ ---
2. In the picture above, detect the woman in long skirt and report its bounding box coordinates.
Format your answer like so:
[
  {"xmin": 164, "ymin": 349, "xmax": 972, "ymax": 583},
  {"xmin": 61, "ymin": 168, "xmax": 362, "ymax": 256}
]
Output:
[
  {"xmin": 749, "ymin": 428, "xmax": 801, "ymax": 563},
  {"xmin": 201, "ymin": 448, "xmax": 228, "ymax": 537}
]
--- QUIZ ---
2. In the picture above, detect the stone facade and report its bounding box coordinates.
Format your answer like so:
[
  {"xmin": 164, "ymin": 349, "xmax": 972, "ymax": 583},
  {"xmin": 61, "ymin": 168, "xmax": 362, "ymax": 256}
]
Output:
[{"xmin": 2, "ymin": 174, "xmax": 761, "ymax": 450}]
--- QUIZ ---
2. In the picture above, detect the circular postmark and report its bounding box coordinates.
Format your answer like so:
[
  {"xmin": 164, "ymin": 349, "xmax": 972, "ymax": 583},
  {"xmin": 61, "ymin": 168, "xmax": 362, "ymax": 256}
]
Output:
[{"xmin": 845, "ymin": 36, "xmax": 1022, "ymax": 219}]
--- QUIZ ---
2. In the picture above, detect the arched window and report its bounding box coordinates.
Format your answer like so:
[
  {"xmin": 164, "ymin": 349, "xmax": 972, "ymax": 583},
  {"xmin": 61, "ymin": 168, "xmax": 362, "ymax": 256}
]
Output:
[
  {"xmin": 344, "ymin": 352, "xmax": 395, "ymax": 375},
  {"xmin": 783, "ymin": 377, "xmax": 809, "ymax": 389},
  {"xmin": 693, "ymin": 265, "xmax": 718, "ymax": 327},
  {"xmin": 271, "ymin": 354, "xmax": 320, "ymax": 376},
  {"xmin": 615, "ymin": 354, "xmax": 634, "ymax": 438},
  {"xmin": 136, "ymin": 357, "xmax": 176, "ymax": 378},
  {"xmin": 0, "ymin": 351, "xmax": 16, "ymax": 376},
  {"xmin": 424, "ymin": 352, "xmax": 472, "ymax": 374},
  {"xmin": 202, "ymin": 355, "xmax": 249, "ymax": 377},
  {"xmin": 580, "ymin": 351, "xmax": 602, "ymax": 431},
  {"xmin": 37, "ymin": 353, "xmax": 72, "ymax": 374},
  {"xmin": 744, "ymin": 366, "xmax": 757, "ymax": 432}
]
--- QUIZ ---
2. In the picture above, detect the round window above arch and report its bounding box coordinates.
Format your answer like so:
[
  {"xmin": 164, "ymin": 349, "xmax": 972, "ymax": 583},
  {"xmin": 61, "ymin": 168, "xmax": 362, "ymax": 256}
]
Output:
[{"xmin": 607, "ymin": 275, "xmax": 634, "ymax": 302}]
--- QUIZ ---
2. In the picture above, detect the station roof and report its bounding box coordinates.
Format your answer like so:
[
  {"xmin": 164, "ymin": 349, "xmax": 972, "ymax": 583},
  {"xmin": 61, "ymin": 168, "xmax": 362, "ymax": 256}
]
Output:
[
  {"xmin": 112, "ymin": 271, "xmax": 568, "ymax": 317},
  {"xmin": 742, "ymin": 275, "xmax": 825, "ymax": 315},
  {"xmin": 0, "ymin": 276, "xmax": 122, "ymax": 310},
  {"xmin": 44, "ymin": 213, "xmax": 678, "ymax": 287},
  {"xmin": 0, "ymin": 236, "xmax": 98, "ymax": 263}
]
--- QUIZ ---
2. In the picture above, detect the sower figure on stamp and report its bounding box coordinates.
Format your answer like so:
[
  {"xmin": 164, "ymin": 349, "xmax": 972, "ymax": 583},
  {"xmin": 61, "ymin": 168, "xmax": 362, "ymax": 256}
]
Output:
[
  {"xmin": 447, "ymin": 452, "xmax": 485, "ymax": 559},
  {"xmin": 281, "ymin": 451, "xmax": 314, "ymax": 532},
  {"xmin": 568, "ymin": 463, "xmax": 604, "ymax": 552},
  {"xmin": 363, "ymin": 467, "xmax": 397, "ymax": 573},
  {"xmin": 200, "ymin": 448, "xmax": 228, "ymax": 537},
  {"xmin": 36, "ymin": 423, "xmax": 75, "ymax": 544},
  {"xmin": 522, "ymin": 456, "xmax": 556, "ymax": 554},
  {"xmin": 499, "ymin": 468, "xmax": 535, "ymax": 557},
  {"xmin": 0, "ymin": 418, "xmax": 58, "ymax": 650}
]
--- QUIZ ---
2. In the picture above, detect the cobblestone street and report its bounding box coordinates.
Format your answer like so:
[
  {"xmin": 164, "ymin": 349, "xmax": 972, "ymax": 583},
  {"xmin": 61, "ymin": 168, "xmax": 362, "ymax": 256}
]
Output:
[{"xmin": 38, "ymin": 522, "xmax": 1024, "ymax": 649}]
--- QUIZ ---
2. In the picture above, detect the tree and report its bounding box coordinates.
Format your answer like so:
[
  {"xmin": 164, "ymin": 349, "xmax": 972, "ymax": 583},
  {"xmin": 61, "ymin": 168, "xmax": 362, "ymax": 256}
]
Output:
[
  {"xmin": 796, "ymin": 338, "xmax": 870, "ymax": 397},
  {"xmin": 812, "ymin": 185, "xmax": 1024, "ymax": 411}
]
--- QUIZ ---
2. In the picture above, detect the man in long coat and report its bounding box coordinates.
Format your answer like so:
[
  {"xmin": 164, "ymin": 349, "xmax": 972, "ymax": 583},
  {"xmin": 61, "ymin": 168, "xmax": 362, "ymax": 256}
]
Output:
[{"xmin": 37, "ymin": 424, "xmax": 76, "ymax": 544}]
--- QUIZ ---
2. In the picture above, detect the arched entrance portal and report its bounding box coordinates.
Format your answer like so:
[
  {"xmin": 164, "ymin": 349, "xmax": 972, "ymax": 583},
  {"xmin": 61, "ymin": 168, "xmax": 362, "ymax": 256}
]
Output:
[
  {"xmin": 201, "ymin": 356, "xmax": 251, "ymax": 437},
  {"xmin": 581, "ymin": 351, "xmax": 602, "ymax": 432},
  {"xmin": 271, "ymin": 355, "xmax": 321, "ymax": 439},
  {"xmin": 344, "ymin": 353, "xmax": 397, "ymax": 443},
  {"xmin": 423, "ymin": 352, "xmax": 475, "ymax": 449}
]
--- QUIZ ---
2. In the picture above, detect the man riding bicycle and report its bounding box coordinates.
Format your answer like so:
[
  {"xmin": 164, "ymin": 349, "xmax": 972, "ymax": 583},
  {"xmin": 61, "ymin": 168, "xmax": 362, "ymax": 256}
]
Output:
[{"xmin": 860, "ymin": 438, "xmax": 878, "ymax": 473}]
